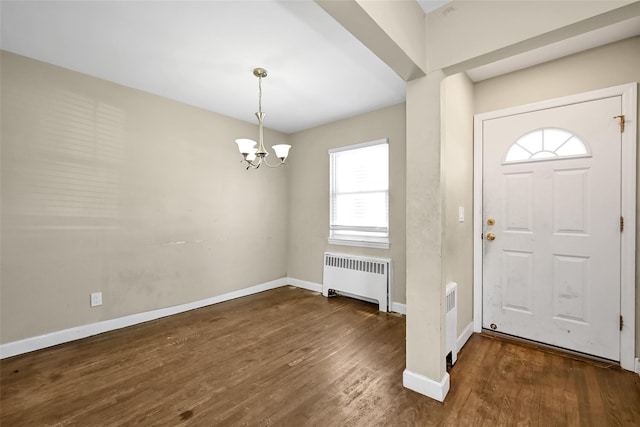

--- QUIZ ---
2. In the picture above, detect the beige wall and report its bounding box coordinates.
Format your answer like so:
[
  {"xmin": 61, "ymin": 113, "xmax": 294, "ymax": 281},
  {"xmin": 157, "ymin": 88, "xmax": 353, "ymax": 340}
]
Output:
[
  {"xmin": 405, "ymin": 70, "xmax": 447, "ymax": 382},
  {"xmin": 1, "ymin": 51, "xmax": 407, "ymax": 346},
  {"xmin": 1, "ymin": 51, "xmax": 289, "ymax": 343},
  {"xmin": 474, "ymin": 36, "xmax": 640, "ymax": 356},
  {"xmin": 442, "ymin": 73, "xmax": 475, "ymax": 337},
  {"xmin": 286, "ymin": 103, "xmax": 406, "ymax": 304},
  {"xmin": 316, "ymin": 1, "xmax": 425, "ymax": 81},
  {"xmin": 355, "ymin": 0, "xmax": 426, "ymax": 73}
]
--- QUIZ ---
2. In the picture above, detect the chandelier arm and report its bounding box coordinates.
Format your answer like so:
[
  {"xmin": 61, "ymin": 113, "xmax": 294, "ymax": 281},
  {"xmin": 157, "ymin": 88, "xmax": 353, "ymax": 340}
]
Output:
[
  {"xmin": 240, "ymin": 157, "xmax": 262, "ymax": 169},
  {"xmin": 245, "ymin": 159, "xmax": 261, "ymax": 169},
  {"xmin": 260, "ymin": 156, "xmax": 286, "ymax": 168}
]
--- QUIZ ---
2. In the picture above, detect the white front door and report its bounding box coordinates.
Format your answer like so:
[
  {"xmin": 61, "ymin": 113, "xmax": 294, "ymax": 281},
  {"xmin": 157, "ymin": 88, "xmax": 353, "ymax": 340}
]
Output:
[{"xmin": 482, "ymin": 96, "xmax": 622, "ymax": 361}]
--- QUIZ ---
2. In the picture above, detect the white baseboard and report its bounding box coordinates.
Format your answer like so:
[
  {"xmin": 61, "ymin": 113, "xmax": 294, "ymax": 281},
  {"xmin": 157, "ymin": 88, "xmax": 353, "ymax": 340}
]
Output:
[
  {"xmin": 457, "ymin": 321, "xmax": 474, "ymax": 352},
  {"xmin": 285, "ymin": 277, "xmax": 322, "ymax": 293},
  {"xmin": 1, "ymin": 278, "xmax": 289, "ymax": 359},
  {"xmin": 403, "ymin": 369, "xmax": 450, "ymax": 402},
  {"xmin": 391, "ymin": 302, "xmax": 406, "ymax": 315},
  {"xmin": 288, "ymin": 276, "xmax": 406, "ymax": 315}
]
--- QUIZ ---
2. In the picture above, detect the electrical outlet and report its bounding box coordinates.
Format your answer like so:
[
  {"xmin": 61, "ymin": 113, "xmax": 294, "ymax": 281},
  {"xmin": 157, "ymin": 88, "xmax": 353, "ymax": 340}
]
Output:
[{"xmin": 90, "ymin": 292, "xmax": 103, "ymax": 307}]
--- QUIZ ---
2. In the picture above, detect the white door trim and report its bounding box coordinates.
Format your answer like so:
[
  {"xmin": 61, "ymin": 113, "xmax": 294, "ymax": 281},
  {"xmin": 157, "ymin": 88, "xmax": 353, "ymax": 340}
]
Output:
[{"xmin": 473, "ymin": 83, "xmax": 637, "ymax": 370}]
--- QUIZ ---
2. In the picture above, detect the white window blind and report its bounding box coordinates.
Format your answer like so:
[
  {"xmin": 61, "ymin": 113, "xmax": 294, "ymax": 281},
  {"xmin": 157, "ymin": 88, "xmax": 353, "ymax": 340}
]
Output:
[{"xmin": 329, "ymin": 139, "xmax": 389, "ymax": 248}]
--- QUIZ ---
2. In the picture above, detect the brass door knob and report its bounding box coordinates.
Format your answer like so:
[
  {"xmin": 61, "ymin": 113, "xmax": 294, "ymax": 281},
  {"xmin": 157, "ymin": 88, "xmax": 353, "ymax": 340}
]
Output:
[{"xmin": 486, "ymin": 232, "xmax": 496, "ymax": 241}]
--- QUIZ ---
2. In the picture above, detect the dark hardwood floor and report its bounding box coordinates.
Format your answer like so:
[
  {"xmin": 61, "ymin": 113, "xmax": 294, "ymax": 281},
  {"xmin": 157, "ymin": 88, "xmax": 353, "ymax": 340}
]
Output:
[{"xmin": 1, "ymin": 286, "xmax": 639, "ymax": 426}]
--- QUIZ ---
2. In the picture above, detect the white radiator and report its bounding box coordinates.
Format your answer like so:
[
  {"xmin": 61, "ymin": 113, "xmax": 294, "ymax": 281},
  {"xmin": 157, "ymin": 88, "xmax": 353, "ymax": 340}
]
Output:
[
  {"xmin": 446, "ymin": 282, "xmax": 458, "ymax": 365},
  {"xmin": 322, "ymin": 252, "xmax": 391, "ymax": 312}
]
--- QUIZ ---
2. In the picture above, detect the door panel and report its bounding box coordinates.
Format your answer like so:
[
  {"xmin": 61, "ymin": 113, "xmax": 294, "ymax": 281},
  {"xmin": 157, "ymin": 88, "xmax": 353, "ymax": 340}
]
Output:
[{"xmin": 482, "ymin": 96, "xmax": 621, "ymax": 361}]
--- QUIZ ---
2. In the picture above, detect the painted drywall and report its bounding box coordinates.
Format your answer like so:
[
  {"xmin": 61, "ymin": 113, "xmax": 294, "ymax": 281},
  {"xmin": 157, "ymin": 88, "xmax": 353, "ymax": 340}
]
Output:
[
  {"xmin": 316, "ymin": 1, "xmax": 425, "ymax": 81},
  {"xmin": 405, "ymin": 70, "xmax": 447, "ymax": 383},
  {"xmin": 442, "ymin": 73, "xmax": 474, "ymax": 338},
  {"xmin": 286, "ymin": 103, "xmax": 406, "ymax": 304},
  {"xmin": 355, "ymin": 0, "xmax": 426, "ymax": 72},
  {"xmin": 0, "ymin": 51, "xmax": 289, "ymax": 344},
  {"xmin": 474, "ymin": 36, "xmax": 640, "ymax": 356},
  {"xmin": 426, "ymin": 0, "xmax": 635, "ymax": 73}
]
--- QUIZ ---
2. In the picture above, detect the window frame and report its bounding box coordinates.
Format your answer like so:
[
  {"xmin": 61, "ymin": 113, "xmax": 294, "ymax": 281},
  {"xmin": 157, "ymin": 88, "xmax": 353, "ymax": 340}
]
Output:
[
  {"xmin": 503, "ymin": 127, "xmax": 591, "ymax": 164},
  {"xmin": 328, "ymin": 138, "xmax": 389, "ymax": 249}
]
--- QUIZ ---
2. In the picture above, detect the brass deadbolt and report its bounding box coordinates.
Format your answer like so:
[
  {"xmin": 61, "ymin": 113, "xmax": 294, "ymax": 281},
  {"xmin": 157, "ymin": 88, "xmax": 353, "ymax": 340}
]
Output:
[{"xmin": 487, "ymin": 218, "xmax": 495, "ymax": 226}]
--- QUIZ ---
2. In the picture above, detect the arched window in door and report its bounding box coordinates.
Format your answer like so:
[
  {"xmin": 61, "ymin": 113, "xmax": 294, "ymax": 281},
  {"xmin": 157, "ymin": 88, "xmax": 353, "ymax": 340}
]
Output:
[{"xmin": 505, "ymin": 128, "xmax": 589, "ymax": 163}]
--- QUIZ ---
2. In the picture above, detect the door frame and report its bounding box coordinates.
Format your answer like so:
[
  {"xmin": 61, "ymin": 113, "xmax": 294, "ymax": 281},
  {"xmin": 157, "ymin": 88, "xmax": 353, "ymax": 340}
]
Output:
[{"xmin": 473, "ymin": 83, "xmax": 637, "ymax": 371}]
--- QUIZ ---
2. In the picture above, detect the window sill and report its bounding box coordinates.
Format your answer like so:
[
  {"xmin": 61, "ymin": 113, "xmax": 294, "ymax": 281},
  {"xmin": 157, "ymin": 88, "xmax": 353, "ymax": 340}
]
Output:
[{"xmin": 328, "ymin": 236, "xmax": 389, "ymax": 249}]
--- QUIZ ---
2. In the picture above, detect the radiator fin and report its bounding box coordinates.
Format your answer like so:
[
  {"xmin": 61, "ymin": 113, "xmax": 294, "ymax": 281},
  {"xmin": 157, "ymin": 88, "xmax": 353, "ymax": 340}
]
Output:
[
  {"xmin": 322, "ymin": 253, "xmax": 391, "ymax": 312},
  {"xmin": 325, "ymin": 254, "xmax": 386, "ymax": 275}
]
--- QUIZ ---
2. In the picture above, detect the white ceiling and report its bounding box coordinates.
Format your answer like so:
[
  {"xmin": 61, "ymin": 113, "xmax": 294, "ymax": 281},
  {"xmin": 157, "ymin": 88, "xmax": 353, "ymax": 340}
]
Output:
[
  {"xmin": 0, "ymin": 0, "xmax": 408, "ymax": 134},
  {"xmin": 2, "ymin": 1, "xmax": 636, "ymax": 134}
]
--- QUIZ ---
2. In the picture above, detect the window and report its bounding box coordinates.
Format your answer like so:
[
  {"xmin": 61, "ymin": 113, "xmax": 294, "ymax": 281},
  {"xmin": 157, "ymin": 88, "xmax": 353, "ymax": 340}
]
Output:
[
  {"xmin": 329, "ymin": 139, "xmax": 389, "ymax": 249},
  {"xmin": 505, "ymin": 128, "xmax": 589, "ymax": 163}
]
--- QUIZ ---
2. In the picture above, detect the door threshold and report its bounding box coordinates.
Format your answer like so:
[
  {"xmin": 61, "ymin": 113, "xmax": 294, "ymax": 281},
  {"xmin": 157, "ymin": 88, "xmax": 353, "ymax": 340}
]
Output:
[{"xmin": 481, "ymin": 329, "xmax": 622, "ymax": 370}]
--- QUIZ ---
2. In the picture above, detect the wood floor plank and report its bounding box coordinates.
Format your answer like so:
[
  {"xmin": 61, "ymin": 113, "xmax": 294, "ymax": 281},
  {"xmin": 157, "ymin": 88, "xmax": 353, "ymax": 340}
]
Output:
[{"xmin": 2, "ymin": 286, "xmax": 639, "ymax": 426}]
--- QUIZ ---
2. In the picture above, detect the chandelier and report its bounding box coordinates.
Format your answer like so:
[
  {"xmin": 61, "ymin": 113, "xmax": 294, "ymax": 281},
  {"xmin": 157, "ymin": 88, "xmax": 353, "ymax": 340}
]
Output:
[{"xmin": 235, "ymin": 68, "xmax": 291, "ymax": 169}]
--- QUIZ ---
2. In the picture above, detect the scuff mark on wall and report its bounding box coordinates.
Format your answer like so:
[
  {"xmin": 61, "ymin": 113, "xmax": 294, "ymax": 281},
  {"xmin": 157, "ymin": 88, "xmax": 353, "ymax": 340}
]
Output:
[{"xmin": 160, "ymin": 240, "xmax": 206, "ymax": 246}]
